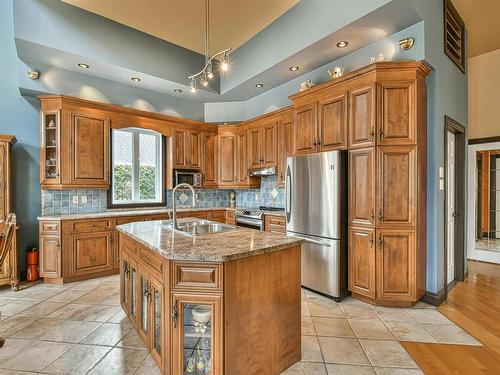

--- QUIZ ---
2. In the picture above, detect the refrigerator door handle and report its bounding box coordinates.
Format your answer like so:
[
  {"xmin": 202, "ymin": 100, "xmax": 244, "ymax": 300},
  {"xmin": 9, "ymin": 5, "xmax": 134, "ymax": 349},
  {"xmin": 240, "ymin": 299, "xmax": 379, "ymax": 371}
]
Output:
[
  {"xmin": 285, "ymin": 165, "xmax": 292, "ymax": 223},
  {"xmin": 287, "ymin": 233, "xmax": 334, "ymax": 247}
]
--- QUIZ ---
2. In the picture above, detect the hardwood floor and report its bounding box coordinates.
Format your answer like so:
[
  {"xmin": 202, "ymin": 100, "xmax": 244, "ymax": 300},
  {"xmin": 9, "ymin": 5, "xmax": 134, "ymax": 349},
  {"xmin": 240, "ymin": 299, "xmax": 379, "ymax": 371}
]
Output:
[{"xmin": 403, "ymin": 260, "xmax": 500, "ymax": 374}]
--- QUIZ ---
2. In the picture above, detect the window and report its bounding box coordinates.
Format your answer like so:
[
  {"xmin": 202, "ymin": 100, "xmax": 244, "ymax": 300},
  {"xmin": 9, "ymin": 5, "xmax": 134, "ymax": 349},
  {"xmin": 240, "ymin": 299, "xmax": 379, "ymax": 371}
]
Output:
[{"xmin": 110, "ymin": 128, "xmax": 164, "ymax": 206}]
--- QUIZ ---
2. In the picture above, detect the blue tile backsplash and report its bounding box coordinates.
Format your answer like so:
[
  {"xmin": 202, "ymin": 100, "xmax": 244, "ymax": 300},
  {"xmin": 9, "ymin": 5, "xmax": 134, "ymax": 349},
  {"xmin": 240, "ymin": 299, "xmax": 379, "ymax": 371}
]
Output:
[{"xmin": 41, "ymin": 175, "xmax": 284, "ymax": 216}]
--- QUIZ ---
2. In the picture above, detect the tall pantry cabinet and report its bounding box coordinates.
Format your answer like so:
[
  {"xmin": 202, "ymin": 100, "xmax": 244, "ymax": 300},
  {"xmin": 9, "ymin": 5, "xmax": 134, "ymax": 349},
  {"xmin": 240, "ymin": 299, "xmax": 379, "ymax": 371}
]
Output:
[{"xmin": 290, "ymin": 62, "xmax": 430, "ymax": 306}]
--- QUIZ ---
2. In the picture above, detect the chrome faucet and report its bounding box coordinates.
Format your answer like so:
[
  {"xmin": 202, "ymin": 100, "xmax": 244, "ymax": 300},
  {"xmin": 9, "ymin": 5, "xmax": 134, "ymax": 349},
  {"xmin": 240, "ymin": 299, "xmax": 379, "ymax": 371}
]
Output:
[{"xmin": 172, "ymin": 183, "xmax": 196, "ymax": 230}]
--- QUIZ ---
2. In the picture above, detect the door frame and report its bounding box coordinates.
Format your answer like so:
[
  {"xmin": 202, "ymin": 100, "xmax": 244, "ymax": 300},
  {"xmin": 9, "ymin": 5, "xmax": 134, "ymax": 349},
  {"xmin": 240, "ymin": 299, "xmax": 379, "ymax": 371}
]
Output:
[{"xmin": 444, "ymin": 116, "xmax": 466, "ymax": 291}]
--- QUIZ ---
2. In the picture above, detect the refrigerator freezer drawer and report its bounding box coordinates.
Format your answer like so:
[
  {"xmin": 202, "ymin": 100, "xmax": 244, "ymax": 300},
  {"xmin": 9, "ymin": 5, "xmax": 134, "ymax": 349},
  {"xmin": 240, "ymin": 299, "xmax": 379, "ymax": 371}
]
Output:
[{"xmin": 287, "ymin": 232, "xmax": 343, "ymax": 298}]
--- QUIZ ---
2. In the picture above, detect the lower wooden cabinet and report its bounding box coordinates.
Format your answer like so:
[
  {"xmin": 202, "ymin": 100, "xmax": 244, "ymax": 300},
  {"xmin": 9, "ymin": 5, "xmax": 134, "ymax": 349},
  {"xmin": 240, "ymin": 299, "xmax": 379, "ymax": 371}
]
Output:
[
  {"xmin": 171, "ymin": 292, "xmax": 223, "ymax": 375},
  {"xmin": 225, "ymin": 210, "xmax": 236, "ymax": 225},
  {"xmin": 67, "ymin": 230, "xmax": 114, "ymax": 277},
  {"xmin": 264, "ymin": 214, "xmax": 286, "ymax": 234},
  {"xmin": 39, "ymin": 235, "xmax": 61, "ymax": 278},
  {"xmin": 348, "ymin": 226, "xmax": 375, "ymax": 299}
]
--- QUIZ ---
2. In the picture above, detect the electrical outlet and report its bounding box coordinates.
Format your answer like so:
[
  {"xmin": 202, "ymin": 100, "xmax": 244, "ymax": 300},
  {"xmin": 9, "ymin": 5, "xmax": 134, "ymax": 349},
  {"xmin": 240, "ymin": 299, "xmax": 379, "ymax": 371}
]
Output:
[
  {"xmin": 255, "ymin": 193, "xmax": 259, "ymax": 201},
  {"xmin": 195, "ymin": 193, "xmax": 200, "ymax": 200},
  {"xmin": 439, "ymin": 167, "xmax": 444, "ymax": 178},
  {"xmin": 439, "ymin": 179, "xmax": 445, "ymax": 191},
  {"xmin": 81, "ymin": 195, "xmax": 87, "ymax": 204},
  {"xmin": 72, "ymin": 196, "xmax": 78, "ymax": 204}
]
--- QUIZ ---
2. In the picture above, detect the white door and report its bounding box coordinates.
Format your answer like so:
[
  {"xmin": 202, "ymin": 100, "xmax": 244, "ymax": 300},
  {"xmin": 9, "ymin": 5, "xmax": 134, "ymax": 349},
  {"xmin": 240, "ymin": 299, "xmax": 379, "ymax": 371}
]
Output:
[{"xmin": 447, "ymin": 131, "xmax": 455, "ymax": 285}]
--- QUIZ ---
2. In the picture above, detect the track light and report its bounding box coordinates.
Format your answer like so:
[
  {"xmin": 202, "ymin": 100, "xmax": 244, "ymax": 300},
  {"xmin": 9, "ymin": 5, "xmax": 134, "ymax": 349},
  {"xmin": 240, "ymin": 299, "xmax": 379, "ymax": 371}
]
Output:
[
  {"xmin": 190, "ymin": 78, "xmax": 197, "ymax": 93},
  {"xmin": 221, "ymin": 51, "xmax": 229, "ymax": 72}
]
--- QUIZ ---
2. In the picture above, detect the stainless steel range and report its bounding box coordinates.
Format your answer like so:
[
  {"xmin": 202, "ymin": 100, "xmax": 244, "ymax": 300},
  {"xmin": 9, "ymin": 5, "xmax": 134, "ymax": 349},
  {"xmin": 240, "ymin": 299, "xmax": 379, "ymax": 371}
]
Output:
[{"xmin": 235, "ymin": 206, "xmax": 283, "ymax": 230}]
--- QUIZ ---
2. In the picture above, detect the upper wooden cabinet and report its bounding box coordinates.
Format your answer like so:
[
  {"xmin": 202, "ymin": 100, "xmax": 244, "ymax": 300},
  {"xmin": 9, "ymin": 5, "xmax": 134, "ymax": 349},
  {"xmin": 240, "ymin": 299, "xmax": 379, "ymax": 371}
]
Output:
[
  {"xmin": 277, "ymin": 117, "xmax": 293, "ymax": 185},
  {"xmin": 348, "ymin": 84, "xmax": 376, "ymax": 149},
  {"xmin": 202, "ymin": 132, "xmax": 218, "ymax": 187},
  {"xmin": 318, "ymin": 93, "xmax": 347, "ymax": 151},
  {"xmin": 40, "ymin": 100, "xmax": 110, "ymax": 189},
  {"xmin": 293, "ymin": 103, "xmax": 317, "ymax": 155},
  {"xmin": 349, "ymin": 148, "xmax": 375, "ymax": 228},
  {"xmin": 173, "ymin": 128, "xmax": 202, "ymax": 170},
  {"xmin": 247, "ymin": 122, "xmax": 277, "ymax": 169},
  {"xmin": 218, "ymin": 133, "xmax": 237, "ymax": 186}
]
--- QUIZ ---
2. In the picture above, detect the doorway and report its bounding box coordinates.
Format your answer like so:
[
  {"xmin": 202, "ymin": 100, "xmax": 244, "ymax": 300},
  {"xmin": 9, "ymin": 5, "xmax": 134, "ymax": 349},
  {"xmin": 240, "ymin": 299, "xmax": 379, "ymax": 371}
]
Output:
[{"xmin": 444, "ymin": 116, "xmax": 466, "ymax": 288}]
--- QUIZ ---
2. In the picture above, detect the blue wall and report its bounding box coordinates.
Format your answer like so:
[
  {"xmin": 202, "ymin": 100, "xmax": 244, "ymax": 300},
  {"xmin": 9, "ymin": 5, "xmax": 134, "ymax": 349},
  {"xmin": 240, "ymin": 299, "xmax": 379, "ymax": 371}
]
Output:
[{"xmin": 1, "ymin": 0, "xmax": 41, "ymax": 271}]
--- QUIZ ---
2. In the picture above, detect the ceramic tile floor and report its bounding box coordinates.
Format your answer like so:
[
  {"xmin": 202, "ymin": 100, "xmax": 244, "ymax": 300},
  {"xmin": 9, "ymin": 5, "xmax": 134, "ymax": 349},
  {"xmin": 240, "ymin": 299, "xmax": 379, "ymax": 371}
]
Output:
[
  {"xmin": 283, "ymin": 289, "xmax": 482, "ymax": 375},
  {"xmin": 0, "ymin": 277, "xmax": 482, "ymax": 375}
]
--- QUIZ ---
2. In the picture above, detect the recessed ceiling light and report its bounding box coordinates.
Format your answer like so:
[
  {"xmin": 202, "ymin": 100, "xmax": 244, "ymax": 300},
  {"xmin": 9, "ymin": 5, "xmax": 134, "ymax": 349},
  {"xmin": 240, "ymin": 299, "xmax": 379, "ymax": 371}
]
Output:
[
  {"xmin": 131, "ymin": 77, "xmax": 141, "ymax": 82},
  {"xmin": 223, "ymin": 122, "xmax": 228, "ymax": 125},
  {"xmin": 336, "ymin": 41, "xmax": 349, "ymax": 48},
  {"xmin": 77, "ymin": 63, "xmax": 90, "ymax": 69},
  {"xmin": 173, "ymin": 89, "xmax": 182, "ymax": 93},
  {"xmin": 255, "ymin": 83, "xmax": 264, "ymax": 88},
  {"xmin": 290, "ymin": 66, "xmax": 299, "ymax": 71}
]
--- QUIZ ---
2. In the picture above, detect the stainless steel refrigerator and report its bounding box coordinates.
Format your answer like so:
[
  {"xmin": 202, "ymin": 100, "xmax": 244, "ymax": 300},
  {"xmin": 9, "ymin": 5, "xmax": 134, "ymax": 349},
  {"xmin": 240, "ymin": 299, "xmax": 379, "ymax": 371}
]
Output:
[{"xmin": 285, "ymin": 150, "xmax": 348, "ymax": 301}]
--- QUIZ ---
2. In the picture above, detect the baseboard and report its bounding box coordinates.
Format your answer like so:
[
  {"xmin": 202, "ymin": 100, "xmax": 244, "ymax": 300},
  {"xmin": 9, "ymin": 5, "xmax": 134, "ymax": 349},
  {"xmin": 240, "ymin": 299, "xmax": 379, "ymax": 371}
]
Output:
[{"xmin": 420, "ymin": 288, "xmax": 447, "ymax": 306}]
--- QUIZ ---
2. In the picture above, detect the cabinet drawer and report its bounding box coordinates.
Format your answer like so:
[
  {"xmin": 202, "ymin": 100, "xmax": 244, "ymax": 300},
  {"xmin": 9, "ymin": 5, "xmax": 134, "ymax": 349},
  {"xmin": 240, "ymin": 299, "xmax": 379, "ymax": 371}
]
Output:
[
  {"xmin": 139, "ymin": 247, "xmax": 164, "ymax": 280},
  {"xmin": 72, "ymin": 219, "xmax": 112, "ymax": 232},
  {"xmin": 209, "ymin": 211, "xmax": 226, "ymax": 223},
  {"xmin": 172, "ymin": 262, "xmax": 222, "ymax": 291},
  {"xmin": 264, "ymin": 214, "xmax": 286, "ymax": 233},
  {"xmin": 40, "ymin": 221, "xmax": 60, "ymax": 234},
  {"xmin": 120, "ymin": 234, "xmax": 139, "ymax": 257}
]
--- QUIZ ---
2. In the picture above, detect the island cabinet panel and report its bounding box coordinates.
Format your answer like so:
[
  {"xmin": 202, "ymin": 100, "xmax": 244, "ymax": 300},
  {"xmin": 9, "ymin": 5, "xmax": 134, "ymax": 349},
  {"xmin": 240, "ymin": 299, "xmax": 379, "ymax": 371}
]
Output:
[
  {"xmin": 318, "ymin": 93, "xmax": 347, "ymax": 151},
  {"xmin": 348, "ymin": 84, "xmax": 375, "ymax": 149},
  {"xmin": 277, "ymin": 118, "xmax": 293, "ymax": 185},
  {"xmin": 171, "ymin": 262, "xmax": 222, "ymax": 292},
  {"xmin": 171, "ymin": 292, "xmax": 223, "ymax": 375},
  {"xmin": 377, "ymin": 81, "xmax": 416, "ymax": 145},
  {"xmin": 120, "ymin": 251, "xmax": 134, "ymax": 322},
  {"xmin": 349, "ymin": 148, "xmax": 375, "ymax": 228},
  {"xmin": 69, "ymin": 112, "xmax": 110, "ymax": 187},
  {"xmin": 348, "ymin": 226, "xmax": 376, "ymax": 299},
  {"xmin": 202, "ymin": 132, "xmax": 218, "ymax": 187},
  {"xmin": 376, "ymin": 229, "xmax": 416, "ymax": 301},
  {"xmin": 293, "ymin": 102, "xmax": 317, "ymax": 155}
]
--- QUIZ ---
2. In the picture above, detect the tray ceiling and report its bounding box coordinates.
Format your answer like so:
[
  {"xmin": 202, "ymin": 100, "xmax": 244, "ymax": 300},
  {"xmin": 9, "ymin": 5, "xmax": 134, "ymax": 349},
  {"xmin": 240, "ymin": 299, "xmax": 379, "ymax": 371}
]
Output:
[{"xmin": 62, "ymin": 0, "xmax": 300, "ymax": 55}]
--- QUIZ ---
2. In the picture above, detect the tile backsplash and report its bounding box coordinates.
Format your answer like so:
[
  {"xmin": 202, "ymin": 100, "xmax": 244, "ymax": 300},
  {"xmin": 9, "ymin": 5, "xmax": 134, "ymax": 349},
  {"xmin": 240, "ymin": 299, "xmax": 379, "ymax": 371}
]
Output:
[{"xmin": 41, "ymin": 175, "xmax": 284, "ymax": 216}]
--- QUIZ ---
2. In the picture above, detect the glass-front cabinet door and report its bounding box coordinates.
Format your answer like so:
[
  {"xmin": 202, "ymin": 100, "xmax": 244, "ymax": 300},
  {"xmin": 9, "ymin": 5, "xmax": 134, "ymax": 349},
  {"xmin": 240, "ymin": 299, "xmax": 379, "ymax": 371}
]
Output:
[
  {"xmin": 41, "ymin": 110, "xmax": 61, "ymax": 185},
  {"xmin": 120, "ymin": 253, "xmax": 130, "ymax": 314},
  {"xmin": 150, "ymin": 276, "xmax": 165, "ymax": 369},
  {"xmin": 130, "ymin": 261, "xmax": 138, "ymax": 323},
  {"xmin": 138, "ymin": 268, "xmax": 151, "ymax": 343},
  {"xmin": 171, "ymin": 293, "xmax": 222, "ymax": 375}
]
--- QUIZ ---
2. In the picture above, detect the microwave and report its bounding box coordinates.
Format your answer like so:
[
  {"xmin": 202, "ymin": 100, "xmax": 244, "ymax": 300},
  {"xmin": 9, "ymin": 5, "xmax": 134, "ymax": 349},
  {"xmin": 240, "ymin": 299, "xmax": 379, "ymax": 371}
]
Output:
[{"xmin": 174, "ymin": 170, "xmax": 202, "ymax": 187}]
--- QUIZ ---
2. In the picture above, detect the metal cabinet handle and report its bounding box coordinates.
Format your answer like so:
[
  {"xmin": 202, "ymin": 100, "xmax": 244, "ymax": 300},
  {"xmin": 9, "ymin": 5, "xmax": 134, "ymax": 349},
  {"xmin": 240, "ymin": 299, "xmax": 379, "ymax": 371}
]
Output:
[
  {"xmin": 378, "ymin": 209, "xmax": 383, "ymax": 223},
  {"xmin": 369, "ymin": 233, "xmax": 374, "ymax": 248},
  {"xmin": 172, "ymin": 303, "xmax": 178, "ymax": 327},
  {"xmin": 369, "ymin": 209, "xmax": 375, "ymax": 223},
  {"xmin": 379, "ymin": 129, "xmax": 384, "ymax": 140},
  {"xmin": 378, "ymin": 235, "xmax": 383, "ymax": 247},
  {"xmin": 370, "ymin": 128, "xmax": 375, "ymax": 140}
]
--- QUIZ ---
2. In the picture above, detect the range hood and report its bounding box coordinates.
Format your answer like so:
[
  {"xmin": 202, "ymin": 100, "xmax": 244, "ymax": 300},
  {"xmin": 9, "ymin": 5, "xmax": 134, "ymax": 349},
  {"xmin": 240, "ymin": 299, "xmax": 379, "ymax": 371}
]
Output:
[{"xmin": 249, "ymin": 166, "xmax": 276, "ymax": 177}]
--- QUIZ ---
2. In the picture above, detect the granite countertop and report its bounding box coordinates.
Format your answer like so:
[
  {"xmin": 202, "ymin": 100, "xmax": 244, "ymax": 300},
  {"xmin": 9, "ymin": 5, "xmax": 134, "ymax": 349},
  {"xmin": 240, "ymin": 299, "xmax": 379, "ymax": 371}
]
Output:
[
  {"xmin": 116, "ymin": 219, "xmax": 302, "ymax": 262},
  {"xmin": 37, "ymin": 206, "xmax": 236, "ymax": 221}
]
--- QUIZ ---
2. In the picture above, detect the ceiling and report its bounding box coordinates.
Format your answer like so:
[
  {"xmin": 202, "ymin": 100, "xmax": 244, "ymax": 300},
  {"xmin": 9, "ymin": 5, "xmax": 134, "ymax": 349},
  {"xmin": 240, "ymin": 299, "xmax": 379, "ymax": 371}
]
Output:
[
  {"xmin": 62, "ymin": 0, "xmax": 300, "ymax": 55},
  {"xmin": 452, "ymin": 0, "xmax": 500, "ymax": 58}
]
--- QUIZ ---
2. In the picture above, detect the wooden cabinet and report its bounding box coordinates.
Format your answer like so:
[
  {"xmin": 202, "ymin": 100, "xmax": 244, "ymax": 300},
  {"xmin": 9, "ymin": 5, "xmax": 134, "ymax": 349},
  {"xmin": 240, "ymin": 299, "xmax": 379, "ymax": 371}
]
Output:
[
  {"xmin": 349, "ymin": 148, "xmax": 375, "ymax": 227},
  {"xmin": 293, "ymin": 103, "xmax": 317, "ymax": 155},
  {"xmin": 348, "ymin": 227, "xmax": 376, "ymax": 299},
  {"xmin": 278, "ymin": 117, "xmax": 293, "ymax": 185},
  {"xmin": 264, "ymin": 214, "xmax": 286, "ymax": 234},
  {"xmin": 202, "ymin": 132, "xmax": 218, "ymax": 187},
  {"xmin": 171, "ymin": 292, "xmax": 223, "ymax": 375},
  {"xmin": 67, "ymin": 230, "xmax": 114, "ymax": 277},
  {"xmin": 236, "ymin": 131, "xmax": 248, "ymax": 184},
  {"xmin": 247, "ymin": 122, "xmax": 277, "ymax": 169},
  {"xmin": 120, "ymin": 250, "xmax": 138, "ymax": 324},
  {"xmin": 376, "ymin": 229, "xmax": 416, "ymax": 301},
  {"xmin": 226, "ymin": 210, "xmax": 236, "ymax": 225},
  {"xmin": 39, "ymin": 234, "xmax": 61, "ymax": 278},
  {"xmin": 39, "ymin": 98, "xmax": 110, "ymax": 189},
  {"xmin": 208, "ymin": 210, "xmax": 226, "ymax": 223},
  {"xmin": 173, "ymin": 128, "xmax": 202, "ymax": 169},
  {"xmin": 218, "ymin": 134, "xmax": 237, "ymax": 185},
  {"xmin": 318, "ymin": 93, "xmax": 347, "ymax": 151},
  {"xmin": 348, "ymin": 84, "xmax": 375, "ymax": 149}
]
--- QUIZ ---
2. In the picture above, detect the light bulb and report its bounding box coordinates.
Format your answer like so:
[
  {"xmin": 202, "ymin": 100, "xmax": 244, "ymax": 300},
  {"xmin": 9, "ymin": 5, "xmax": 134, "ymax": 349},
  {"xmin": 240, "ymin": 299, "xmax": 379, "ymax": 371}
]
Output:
[
  {"xmin": 221, "ymin": 52, "xmax": 229, "ymax": 72},
  {"xmin": 202, "ymin": 76, "xmax": 209, "ymax": 87},
  {"xmin": 190, "ymin": 78, "xmax": 197, "ymax": 93},
  {"xmin": 206, "ymin": 62, "xmax": 214, "ymax": 79}
]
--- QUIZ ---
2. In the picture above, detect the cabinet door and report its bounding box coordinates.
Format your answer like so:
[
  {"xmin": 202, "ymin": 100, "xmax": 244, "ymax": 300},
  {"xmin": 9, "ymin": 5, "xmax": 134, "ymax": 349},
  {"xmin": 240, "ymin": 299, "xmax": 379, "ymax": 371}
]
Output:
[
  {"xmin": 348, "ymin": 227, "xmax": 376, "ymax": 298},
  {"xmin": 150, "ymin": 276, "xmax": 165, "ymax": 369},
  {"xmin": 208, "ymin": 211, "xmax": 226, "ymax": 223},
  {"xmin": 349, "ymin": 148, "xmax": 375, "ymax": 227},
  {"xmin": 348, "ymin": 85, "xmax": 375, "ymax": 149},
  {"xmin": 247, "ymin": 127, "xmax": 262, "ymax": 169},
  {"xmin": 376, "ymin": 230, "xmax": 416, "ymax": 301},
  {"xmin": 218, "ymin": 134, "xmax": 237, "ymax": 185},
  {"xmin": 262, "ymin": 122, "xmax": 277, "ymax": 167},
  {"xmin": 69, "ymin": 231, "xmax": 114, "ymax": 277},
  {"xmin": 40, "ymin": 235, "xmax": 61, "ymax": 278},
  {"xmin": 173, "ymin": 129, "xmax": 187, "ymax": 168},
  {"xmin": 236, "ymin": 131, "xmax": 248, "ymax": 184},
  {"xmin": 202, "ymin": 132, "xmax": 218, "ymax": 187},
  {"xmin": 40, "ymin": 111, "xmax": 61, "ymax": 186},
  {"xmin": 138, "ymin": 267, "xmax": 152, "ymax": 344},
  {"xmin": 319, "ymin": 94, "xmax": 347, "ymax": 151},
  {"xmin": 171, "ymin": 293, "xmax": 223, "ymax": 375},
  {"xmin": 120, "ymin": 252, "xmax": 132, "ymax": 317},
  {"xmin": 293, "ymin": 103, "xmax": 317, "ymax": 155},
  {"xmin": 278, "ymin": 119, "xmax": 293, "ymax": 185},
  {"xmin": 378, "ymin": 81, "xmax": 416, "ymax": 145},
  {"xmin": 376, "ymin": 146, "xmax": 416, "ymax": 228},
  {"xmin": 69, "ymin": 112, "xmax": 110, "ymax": 186},
  {"xmin": 187, "ymin": 129, "xmax": 202, "ymax": 169}
]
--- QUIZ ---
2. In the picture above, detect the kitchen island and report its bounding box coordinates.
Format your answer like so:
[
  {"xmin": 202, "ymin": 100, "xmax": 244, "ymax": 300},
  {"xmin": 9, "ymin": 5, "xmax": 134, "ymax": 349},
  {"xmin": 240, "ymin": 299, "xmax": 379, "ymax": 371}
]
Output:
[{"xmin": 116, "ymin": 218, "xmax": 302, "ymax": 375}]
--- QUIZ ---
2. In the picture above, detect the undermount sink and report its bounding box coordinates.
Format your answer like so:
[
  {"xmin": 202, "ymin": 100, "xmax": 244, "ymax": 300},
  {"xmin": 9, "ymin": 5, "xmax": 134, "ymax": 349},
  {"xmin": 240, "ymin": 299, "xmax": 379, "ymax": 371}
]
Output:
[{"xmin": 163, "ymin": 220, "xmax": 237, "ymax": 237}]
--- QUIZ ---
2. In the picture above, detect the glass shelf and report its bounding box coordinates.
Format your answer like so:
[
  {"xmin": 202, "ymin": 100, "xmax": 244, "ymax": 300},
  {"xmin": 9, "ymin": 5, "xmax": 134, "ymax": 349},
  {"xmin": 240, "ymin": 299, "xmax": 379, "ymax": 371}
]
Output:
[
  {"xmin": 182, "ymin": 304, "xmax": 212, "ymax": 375},
  {"xmin": 43, "ymin": 112, "xmax": 59, "ymax": 181}
]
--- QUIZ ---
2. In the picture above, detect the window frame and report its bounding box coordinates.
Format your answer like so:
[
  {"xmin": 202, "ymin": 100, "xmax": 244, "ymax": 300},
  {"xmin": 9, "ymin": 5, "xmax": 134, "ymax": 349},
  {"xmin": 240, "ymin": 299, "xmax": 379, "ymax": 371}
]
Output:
[{"xmin": 108, "ymin": 127, "xmax": 166, "ymax": 209}]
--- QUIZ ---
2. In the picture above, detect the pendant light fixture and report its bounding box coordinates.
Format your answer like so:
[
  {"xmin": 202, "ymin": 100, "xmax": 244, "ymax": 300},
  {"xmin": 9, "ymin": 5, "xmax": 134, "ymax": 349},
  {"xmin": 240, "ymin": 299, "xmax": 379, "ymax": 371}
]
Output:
[{"xmin": 188, "ymin": 0, "xmax": 231, "ymax": 93}]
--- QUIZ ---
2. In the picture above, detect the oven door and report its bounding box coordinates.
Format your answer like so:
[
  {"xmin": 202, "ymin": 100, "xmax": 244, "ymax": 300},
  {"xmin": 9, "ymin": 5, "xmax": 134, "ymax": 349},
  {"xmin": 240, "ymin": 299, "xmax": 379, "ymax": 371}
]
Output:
[{"xmin": 236, "ymin": 216, "xmax": 263, "ymax": 230}]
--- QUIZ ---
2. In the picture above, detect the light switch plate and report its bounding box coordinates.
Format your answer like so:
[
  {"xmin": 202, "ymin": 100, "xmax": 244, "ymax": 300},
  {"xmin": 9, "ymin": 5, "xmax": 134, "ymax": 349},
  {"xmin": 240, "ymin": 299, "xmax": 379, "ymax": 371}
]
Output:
[
  {"xmin": 439, "ymin": 167, "xmax": 444, "ymax": 178},
  {"xmin": 72, "ymin": 196, "xmax": 78, "ymax": 204},
  {"xmin": 439, "ymin": 179, "xmax": 445, "ymax": 191},
  {"xmin": 81, "ymin": 195, "xmax": 87, "ymax": 204}
]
